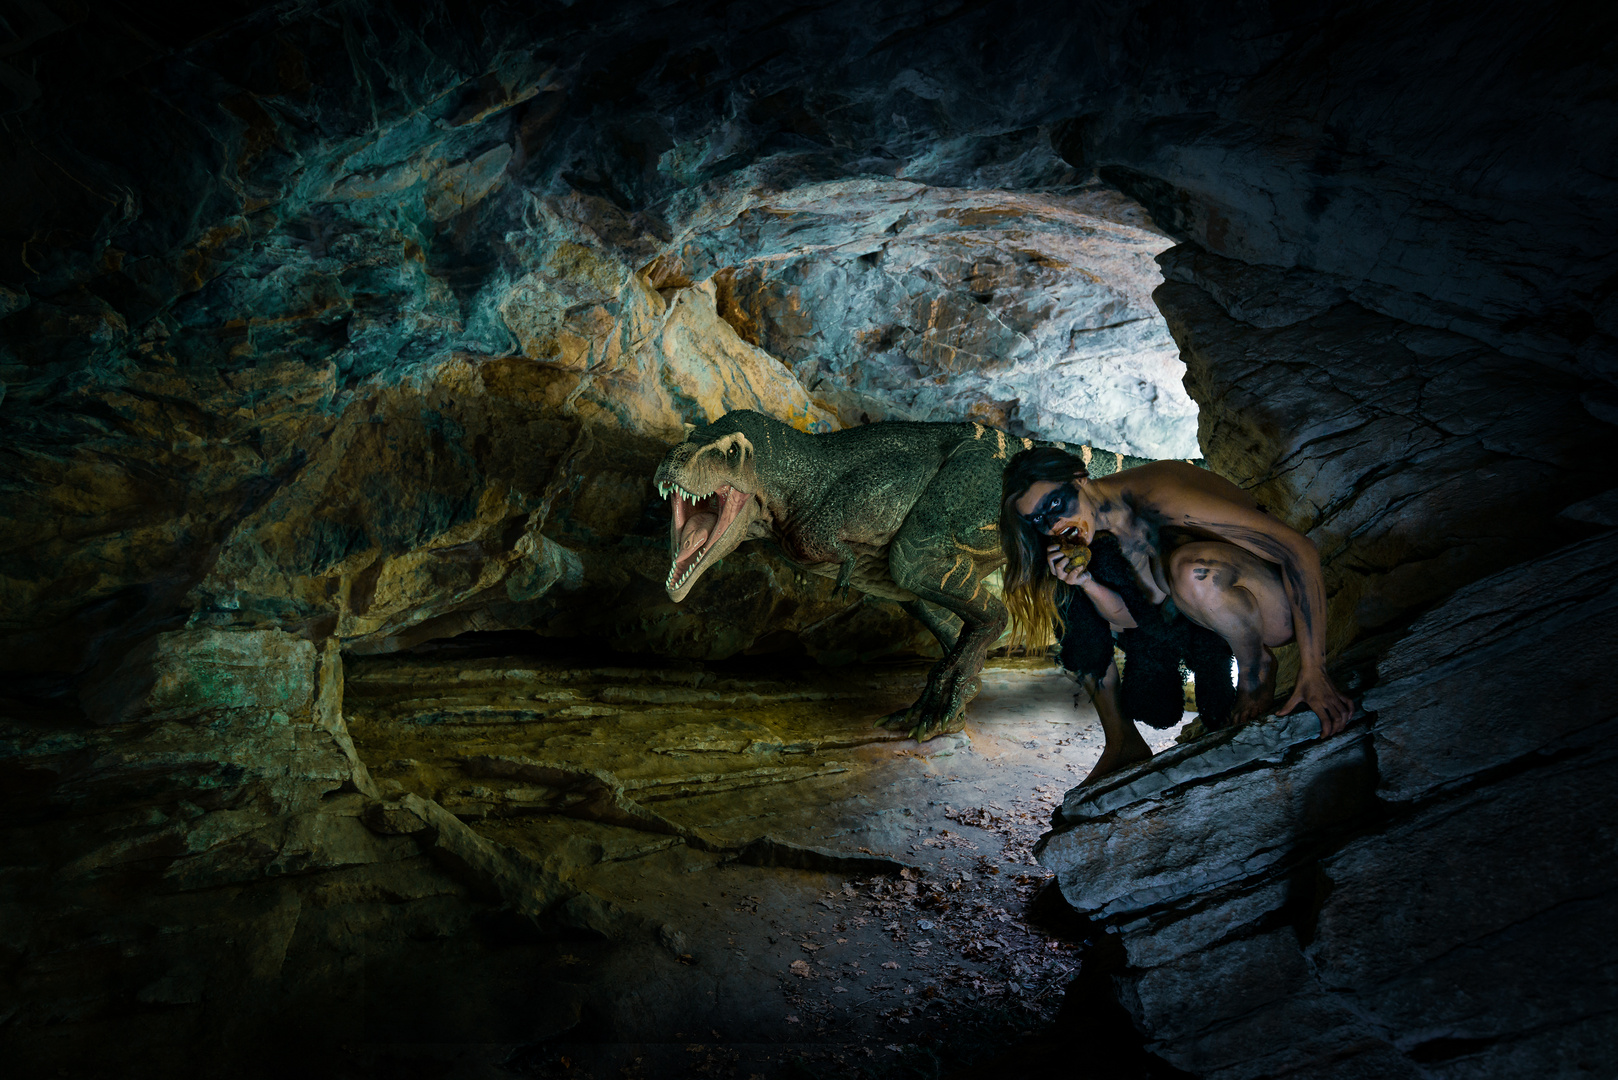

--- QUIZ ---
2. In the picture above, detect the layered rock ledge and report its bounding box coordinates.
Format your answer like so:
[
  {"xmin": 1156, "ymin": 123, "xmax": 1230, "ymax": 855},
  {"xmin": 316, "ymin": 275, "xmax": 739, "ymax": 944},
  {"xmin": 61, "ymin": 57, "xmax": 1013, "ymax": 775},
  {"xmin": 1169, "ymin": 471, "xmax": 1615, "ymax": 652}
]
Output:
[{"xmin": 1036, "ymin": 531, "xmax": 1618, "ymax": 1078}]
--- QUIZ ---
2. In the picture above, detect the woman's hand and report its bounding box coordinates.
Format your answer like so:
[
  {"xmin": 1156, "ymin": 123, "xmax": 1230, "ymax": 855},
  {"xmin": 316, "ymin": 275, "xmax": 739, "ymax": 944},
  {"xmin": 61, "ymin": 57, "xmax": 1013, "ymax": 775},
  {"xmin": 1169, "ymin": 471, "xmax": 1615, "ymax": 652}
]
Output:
[
  {"xmin": 1277, "ymin": 667, "xmax": 1356, "ymax": 738},
  {"xmin": 1050, "ymin": 543, "xmax": 1138, "ymax": 630},
  {"xmin": 1046, "ymin": 543, "xmax": 1090, "ymax": 586}
]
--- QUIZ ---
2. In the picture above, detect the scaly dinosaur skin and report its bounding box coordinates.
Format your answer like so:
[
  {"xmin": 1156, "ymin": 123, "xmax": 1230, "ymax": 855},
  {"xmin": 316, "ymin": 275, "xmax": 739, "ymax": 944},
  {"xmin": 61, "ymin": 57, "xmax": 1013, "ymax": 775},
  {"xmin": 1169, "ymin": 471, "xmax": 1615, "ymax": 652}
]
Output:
[{"xmin": 652, "ymin": 409, "xmax": 1149, "ymax": 740}]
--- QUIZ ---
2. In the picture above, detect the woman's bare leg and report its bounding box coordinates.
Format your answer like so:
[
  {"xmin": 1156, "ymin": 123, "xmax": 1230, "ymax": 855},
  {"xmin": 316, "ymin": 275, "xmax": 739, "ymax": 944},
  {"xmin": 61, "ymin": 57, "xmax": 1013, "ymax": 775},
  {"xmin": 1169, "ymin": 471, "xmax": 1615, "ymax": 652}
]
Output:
[
  {"xmin": 1169, "ymin": 542, "xmax": 1294, "ymax": 725},
  {"xmin": 1082, "ymin": 660, "xmax": 1152, "ymax": 784}
]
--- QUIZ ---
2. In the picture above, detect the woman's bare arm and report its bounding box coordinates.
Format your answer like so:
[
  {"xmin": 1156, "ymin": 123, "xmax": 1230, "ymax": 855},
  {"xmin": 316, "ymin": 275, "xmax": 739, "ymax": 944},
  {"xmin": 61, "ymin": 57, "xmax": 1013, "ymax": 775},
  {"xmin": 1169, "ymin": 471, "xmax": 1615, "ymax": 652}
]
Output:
[
  {"xmin": 1081, "ymin": 575, "xmax": 1137, "ymax": 632},
  {"xmin": 1047, "ymin": 545, "xmax": 1136, "ymax": 631}
]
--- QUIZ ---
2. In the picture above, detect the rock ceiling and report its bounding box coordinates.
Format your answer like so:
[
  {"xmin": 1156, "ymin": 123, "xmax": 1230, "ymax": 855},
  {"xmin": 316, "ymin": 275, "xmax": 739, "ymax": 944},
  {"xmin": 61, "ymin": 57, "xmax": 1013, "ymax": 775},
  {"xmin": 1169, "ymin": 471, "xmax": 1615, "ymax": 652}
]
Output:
[
  {"xmin": 661, "ymin": 177, "xmax": 1197, "ymax": 457},
  {"xmin": 2, "ymin": 0, "xmax": 1614, "ymax": 680}
]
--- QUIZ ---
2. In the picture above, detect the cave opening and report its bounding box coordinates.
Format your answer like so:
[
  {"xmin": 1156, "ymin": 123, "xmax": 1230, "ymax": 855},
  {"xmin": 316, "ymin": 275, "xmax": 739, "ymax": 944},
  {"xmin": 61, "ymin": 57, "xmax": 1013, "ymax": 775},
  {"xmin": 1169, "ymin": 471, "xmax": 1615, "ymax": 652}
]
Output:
[
  {"xmin": 325, "ymin": 169, "xmax": 1205, "ymax": 1077},
  {"xmin": 2, "ymin": 2, "xmax": 1616, "ymax": 1079}
]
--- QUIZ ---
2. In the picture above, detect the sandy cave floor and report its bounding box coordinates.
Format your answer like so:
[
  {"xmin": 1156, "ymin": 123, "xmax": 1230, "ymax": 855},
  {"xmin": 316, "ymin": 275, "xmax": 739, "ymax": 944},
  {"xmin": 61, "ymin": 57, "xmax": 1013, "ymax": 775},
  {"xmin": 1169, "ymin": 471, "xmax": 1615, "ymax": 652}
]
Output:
[{"xmin": 344, "ymin": 644, "xmax": 1191, "ymax": 1078}]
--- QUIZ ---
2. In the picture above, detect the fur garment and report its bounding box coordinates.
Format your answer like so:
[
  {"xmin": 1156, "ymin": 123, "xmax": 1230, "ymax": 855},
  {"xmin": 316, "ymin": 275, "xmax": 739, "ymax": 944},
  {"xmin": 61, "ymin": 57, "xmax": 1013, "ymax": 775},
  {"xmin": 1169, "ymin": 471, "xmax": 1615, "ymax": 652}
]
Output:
[{"xmin": 1055, "ymin": 532, "xmax": 1235, "ymax": 730}]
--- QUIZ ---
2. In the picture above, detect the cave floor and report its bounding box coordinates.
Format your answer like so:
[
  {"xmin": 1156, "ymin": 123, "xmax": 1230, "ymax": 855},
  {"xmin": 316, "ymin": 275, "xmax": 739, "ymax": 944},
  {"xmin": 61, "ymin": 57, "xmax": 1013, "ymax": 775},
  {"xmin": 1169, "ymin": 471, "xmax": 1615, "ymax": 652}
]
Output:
[{"xmin": 344, "ymin": 646, "xmax": 1190, "ymax": 1078}]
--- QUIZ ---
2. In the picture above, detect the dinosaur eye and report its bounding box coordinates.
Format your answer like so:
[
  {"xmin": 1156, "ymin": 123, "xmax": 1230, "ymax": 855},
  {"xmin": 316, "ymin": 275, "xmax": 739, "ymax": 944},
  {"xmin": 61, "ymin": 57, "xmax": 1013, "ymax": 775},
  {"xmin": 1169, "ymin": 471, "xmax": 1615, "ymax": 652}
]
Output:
[{"xmin": 727, "ymin": 444, "xmax": 740, "ymax": 462}]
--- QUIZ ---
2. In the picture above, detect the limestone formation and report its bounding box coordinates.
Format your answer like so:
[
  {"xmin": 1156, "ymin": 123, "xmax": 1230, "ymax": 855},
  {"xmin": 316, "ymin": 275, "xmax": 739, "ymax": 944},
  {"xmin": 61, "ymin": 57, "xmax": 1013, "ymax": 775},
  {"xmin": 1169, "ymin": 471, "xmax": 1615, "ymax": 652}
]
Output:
[{"xmin": 665, "ymin": 179, "xmax": 1199, "ymax": 458}]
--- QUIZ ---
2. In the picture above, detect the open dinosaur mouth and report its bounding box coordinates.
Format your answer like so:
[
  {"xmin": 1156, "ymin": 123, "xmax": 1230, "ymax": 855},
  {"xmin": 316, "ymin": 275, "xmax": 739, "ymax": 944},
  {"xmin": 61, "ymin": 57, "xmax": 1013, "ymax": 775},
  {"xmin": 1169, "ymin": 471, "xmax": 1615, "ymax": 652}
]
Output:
[{"xmin": 660, "ymin": 481, "xmax": 751, "ymax": 594}]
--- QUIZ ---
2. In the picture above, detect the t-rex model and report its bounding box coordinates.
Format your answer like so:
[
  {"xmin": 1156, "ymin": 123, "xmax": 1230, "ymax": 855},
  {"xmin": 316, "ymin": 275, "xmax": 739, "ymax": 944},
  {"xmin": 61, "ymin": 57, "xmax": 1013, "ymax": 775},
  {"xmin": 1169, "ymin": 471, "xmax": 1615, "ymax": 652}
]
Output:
[{"xmin": 651, "ymin": 409, "xmax": 1150, "ymax": 740}]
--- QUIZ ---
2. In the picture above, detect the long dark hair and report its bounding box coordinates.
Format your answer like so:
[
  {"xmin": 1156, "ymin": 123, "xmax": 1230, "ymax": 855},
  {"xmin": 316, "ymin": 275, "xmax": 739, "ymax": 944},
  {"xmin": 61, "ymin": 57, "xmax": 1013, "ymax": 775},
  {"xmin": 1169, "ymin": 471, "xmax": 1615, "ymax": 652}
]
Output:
[{"xmin": 1000, "ymin": 447, "xmax": 1089, "ymax": 653}]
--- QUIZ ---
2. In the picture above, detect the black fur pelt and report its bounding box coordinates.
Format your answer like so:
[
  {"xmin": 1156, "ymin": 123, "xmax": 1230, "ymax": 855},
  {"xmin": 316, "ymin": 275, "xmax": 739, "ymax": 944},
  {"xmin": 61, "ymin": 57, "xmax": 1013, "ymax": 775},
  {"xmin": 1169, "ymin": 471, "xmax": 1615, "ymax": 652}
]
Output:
[{"xmin": 1055, "ymin": 532, "xmax": 1235, "ymax": 730}]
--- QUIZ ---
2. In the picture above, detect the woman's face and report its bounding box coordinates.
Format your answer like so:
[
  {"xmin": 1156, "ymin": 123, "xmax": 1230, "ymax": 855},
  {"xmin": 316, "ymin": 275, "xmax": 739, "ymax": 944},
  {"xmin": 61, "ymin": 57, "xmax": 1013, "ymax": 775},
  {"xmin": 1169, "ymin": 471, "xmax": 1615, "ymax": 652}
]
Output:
[{"xmin": 1013, "ymin": 478, "xmax": 1091, "ymax": 543}]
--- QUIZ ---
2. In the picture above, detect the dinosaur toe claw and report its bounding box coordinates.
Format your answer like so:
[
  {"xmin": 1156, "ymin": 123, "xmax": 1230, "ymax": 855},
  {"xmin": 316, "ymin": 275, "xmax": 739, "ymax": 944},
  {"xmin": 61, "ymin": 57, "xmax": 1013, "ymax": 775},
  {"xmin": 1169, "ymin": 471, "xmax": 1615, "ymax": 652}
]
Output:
[{"xmin": 876, "ymin": 708, "xmax": 912, "ymax": 731}]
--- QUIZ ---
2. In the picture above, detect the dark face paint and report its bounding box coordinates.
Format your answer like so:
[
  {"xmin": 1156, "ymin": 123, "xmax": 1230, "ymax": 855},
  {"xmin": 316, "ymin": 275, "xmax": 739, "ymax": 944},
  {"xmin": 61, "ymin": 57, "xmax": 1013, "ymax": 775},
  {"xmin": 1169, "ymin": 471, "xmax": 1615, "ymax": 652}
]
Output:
[{"xmin": 1021, "ymin": 482, "xmax": 1080, "ymax": 536}]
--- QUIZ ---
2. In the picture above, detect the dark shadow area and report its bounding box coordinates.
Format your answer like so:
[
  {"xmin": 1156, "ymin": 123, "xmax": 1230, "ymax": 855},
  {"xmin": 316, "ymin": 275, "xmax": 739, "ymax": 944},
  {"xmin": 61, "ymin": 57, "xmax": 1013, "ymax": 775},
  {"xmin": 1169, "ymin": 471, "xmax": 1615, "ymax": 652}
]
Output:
[{"xmin": 941, "ymin": 891, "xmax": 1197, "ymax": 1080}]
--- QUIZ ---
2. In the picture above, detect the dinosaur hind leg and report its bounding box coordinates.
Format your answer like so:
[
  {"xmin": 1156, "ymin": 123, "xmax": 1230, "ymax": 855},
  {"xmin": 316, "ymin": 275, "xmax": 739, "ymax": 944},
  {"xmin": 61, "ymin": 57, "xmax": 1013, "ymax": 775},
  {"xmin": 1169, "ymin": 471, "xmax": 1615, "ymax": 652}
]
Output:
[
  {"xmin": 901, "ymin": 599, "xmax": 962, "ymax": 653},
  {"xmin": 883, "ymin": 452, "xmax": 1007, "ymax": 741}
]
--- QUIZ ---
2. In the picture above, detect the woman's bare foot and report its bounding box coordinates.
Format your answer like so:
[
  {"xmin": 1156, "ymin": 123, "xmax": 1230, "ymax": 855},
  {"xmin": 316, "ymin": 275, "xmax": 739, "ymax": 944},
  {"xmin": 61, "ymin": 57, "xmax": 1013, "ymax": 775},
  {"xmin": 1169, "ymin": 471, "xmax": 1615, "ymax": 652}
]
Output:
[
  {"xmin": 1231, "ymin": 646, "xmax": 1278, "ymax": 725},
  {"xmin": 1081, "ymin": 732, "xmax": 1153, "ymax": 786},
  {"xmin": 1080, "ymin": 660, "xmax": 1152, "ymax": 785}
]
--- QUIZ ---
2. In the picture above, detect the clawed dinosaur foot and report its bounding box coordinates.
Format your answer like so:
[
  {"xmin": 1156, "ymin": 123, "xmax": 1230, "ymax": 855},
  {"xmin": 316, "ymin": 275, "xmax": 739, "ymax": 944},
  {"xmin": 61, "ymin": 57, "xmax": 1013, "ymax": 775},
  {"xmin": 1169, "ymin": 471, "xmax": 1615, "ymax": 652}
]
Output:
[
  {"xmin": 877, "ymin": 706, "xmax": 968, "ymax": 742},
  {"xmin": 876, "ymin": 672, "xmax": 981, "ymax": 742}
]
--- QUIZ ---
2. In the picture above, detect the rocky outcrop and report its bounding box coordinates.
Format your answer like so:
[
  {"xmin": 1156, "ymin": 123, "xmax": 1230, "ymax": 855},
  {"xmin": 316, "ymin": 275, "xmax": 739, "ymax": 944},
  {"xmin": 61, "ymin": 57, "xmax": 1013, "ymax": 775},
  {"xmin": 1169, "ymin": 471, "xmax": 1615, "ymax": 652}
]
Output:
[
  {"xmin": 1053, "ymin": 220, "xmax": 1617, "ymax": 1078},
  {"xmin": 664, "ymin": 178, "xmax": 1198, "ymax": 457},
  {"xmin": 1158, "ymin": 244, "xmax": 1618, "ymax": 686},
  {"xmin": 1037, "ymin": 531, "xmax": 1618, "ymax": 1078}
]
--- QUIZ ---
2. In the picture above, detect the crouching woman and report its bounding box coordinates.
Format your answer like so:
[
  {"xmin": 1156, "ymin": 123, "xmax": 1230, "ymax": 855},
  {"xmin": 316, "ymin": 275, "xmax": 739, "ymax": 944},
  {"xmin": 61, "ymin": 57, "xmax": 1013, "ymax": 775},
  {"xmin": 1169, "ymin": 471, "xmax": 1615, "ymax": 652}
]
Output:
[{"xmin": 998, "ymin": 447, "xmax": 1354, "ymax": 784}]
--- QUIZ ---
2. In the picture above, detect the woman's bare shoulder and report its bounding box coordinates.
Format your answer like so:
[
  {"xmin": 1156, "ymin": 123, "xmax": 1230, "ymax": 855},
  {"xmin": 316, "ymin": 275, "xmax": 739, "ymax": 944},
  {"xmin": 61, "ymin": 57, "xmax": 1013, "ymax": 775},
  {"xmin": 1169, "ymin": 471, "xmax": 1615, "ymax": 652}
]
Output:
[{"xmin": 1120, "ymin": 460, "xmax": 1261, "ymax": 513}]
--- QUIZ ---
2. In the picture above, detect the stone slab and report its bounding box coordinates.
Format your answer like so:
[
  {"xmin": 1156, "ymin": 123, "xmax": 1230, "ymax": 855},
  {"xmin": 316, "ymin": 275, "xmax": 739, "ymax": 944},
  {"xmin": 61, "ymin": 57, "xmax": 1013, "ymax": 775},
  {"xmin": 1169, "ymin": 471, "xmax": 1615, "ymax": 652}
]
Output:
[
  {"xmin": 1365, "ymin": 531, "xmax": 1618, "ymax": 802},
  {"xmin": 1057, "ymin": 709, "xmax": 1325, "ymax": 822},
  {"xmin": 1310, "ymin": 735, "xmax": 1618, "ymax": 1045},
  {"xmin": 1038, "ymin": 728, "xmax": 1375, "ymax": 918}
]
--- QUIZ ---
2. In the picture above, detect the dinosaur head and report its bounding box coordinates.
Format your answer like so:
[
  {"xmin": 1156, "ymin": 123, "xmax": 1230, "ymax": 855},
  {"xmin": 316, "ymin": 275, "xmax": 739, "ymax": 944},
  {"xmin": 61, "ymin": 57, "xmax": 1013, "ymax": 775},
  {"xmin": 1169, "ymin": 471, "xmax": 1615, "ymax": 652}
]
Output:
[{"xmin": 652, "ymin": 421, "xmax": 768, "ymax": 601}]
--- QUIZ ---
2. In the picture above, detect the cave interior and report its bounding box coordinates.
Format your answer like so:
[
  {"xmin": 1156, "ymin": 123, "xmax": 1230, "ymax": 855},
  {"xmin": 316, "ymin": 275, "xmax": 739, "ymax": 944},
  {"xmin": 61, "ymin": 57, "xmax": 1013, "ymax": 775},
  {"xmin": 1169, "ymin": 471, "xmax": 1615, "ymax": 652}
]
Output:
[{"xmin": 2, "ymin": 1, "xmax": 1616, "ymax": 1078}]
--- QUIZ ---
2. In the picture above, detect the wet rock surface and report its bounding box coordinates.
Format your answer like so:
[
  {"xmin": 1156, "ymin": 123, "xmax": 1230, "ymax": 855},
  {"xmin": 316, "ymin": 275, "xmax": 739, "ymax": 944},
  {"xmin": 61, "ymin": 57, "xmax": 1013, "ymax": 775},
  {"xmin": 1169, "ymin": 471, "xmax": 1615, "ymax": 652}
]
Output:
[{"xmin": 1036, "ymin": 532, "xmax": 1618, "ymax": 1079}]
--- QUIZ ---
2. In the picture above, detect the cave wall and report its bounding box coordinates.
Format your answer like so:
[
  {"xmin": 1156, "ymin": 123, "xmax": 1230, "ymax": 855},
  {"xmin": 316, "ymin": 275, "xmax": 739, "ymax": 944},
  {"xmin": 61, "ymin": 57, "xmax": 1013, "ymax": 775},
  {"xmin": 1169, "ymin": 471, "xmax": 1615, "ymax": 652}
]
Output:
[
  {"xmin": 5, "ymin": 0, "xmax": 1614, "ymax": 685},
  {"xmin": 1162, "ymin": 245, "xmax": 1618, "ymax": 688},
  {"xmin": 1, "ymin": 0, "xmax": 1615, "ymax": 1074},
  {"xmin": 658, "ymin": 178, "xmax": 1199, "ymax": 456},
  {"xmin": 1037, "ymin": 527, "xmax": 1618, "ymax": 1079},
  {"xmin": 5, "ymin": 0, "xmax": 1614, "ymax": 683}
]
